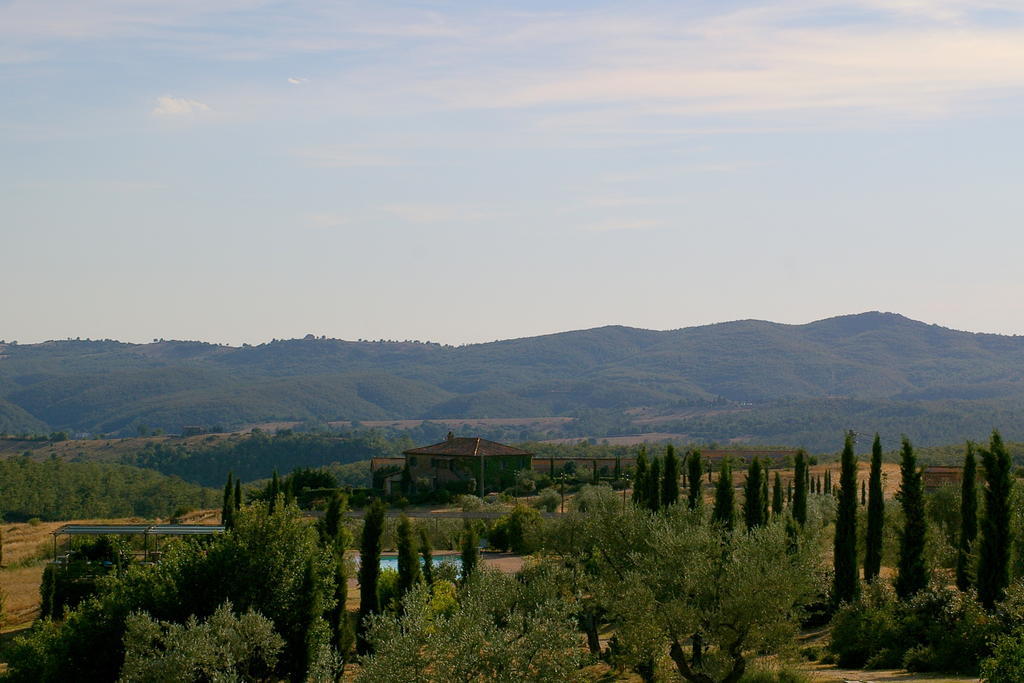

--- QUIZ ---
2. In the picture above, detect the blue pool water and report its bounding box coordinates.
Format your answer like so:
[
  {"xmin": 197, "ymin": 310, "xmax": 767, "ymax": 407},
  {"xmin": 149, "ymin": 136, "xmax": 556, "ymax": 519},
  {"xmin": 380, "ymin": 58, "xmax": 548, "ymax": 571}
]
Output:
[{"xmin": 362, "ymin": 555, "xmax": 462, "ymax": 571}]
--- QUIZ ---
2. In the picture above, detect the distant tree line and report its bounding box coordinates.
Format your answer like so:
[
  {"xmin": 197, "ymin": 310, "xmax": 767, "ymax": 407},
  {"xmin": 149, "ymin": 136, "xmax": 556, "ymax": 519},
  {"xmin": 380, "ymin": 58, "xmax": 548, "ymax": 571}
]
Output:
[{"xmin": 0, "ymin": 457, "xmax": 216, "ymax": 521}]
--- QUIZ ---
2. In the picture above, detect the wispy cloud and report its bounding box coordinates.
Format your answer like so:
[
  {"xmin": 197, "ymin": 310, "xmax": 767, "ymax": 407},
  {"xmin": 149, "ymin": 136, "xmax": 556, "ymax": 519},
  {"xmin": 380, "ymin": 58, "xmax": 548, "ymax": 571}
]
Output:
[
  {"xmin": 287, "ymin": 77, "xmax": 307, "ymax": 85},
  {"xmin": 151, "ymin": 95, "xmax": 210, "ymax": 117}
]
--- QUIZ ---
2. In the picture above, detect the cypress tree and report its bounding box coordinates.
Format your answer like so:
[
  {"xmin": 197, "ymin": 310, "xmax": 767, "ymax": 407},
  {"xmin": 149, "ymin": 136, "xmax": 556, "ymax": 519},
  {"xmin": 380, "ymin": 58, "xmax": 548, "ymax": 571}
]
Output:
[
  {"xmin": 978, "ymin": 431, "xmax": 1013, "ymax": 609},
  {"xmin": 772, "ymin": 471, "xmax": 784, "ymax": 517},
  {"xmin": 825, "ymin": 469, "xmax": 832, "ymax": 495},
  {"xmin": 662, "ymin": 445, "xmax": 680, "ymax": 508},
  {"xmin": 234, "ymin": 479, "xmax": 241, "ymax": 512},
  {"xmin": 296, "ymin": 557, "xmax": 321, "ymax": 680},
  {"xmin": 793, "ymin": 450, "xmax": 808, "ymax": 526},
  {"xmin": 269, "ymin": 470, "xmax": 281, "ymax": 514},
  {"xmin": 743, "ymin": 459, "xmax": 765, "ymax": 530},
  {"xmin": 221, "ymin": 472, "xmax": 234, "ymax": 528},
  {"xmin": 614, "ymin": 456, "xmax": 622, "ymax": 481},
  {"xmin": 400, "ymin": 463, "xmax": 413, "ymax": 496},
  {"xmin": 323, "ymin": 491, "xmax": 345, "ymax": 545},
  {"xmin": 632, "ymin": 446, "xmax": 649, "ymax": 507},
  {"xmin": 760, "ymin": 470, "xmax": 769, "ymax": 522},
  {"xmin": 331, "ymin": 549, "xmax": 355, "ymax": 671},
  {"xmin": 712, "ymin": 459, "xmax": 735, "ymax": 531},
  {"xmin": 284, "ymin": 477, "xmax": 295, "ymax": 507},
  {"xmin": 419, "ymin": 528, "xmax": 434, "ymax": 586},
  {"xmin": 396, "ymin": 515, "xmax": 421, "ymax": 600},
  {"xmin": 787, "ymin": 480, "xmax": 792, "ymax": 504},
  {"xmin": 864, "ymin": 434, "xmax": 885, "ymax": 584},
  {"xmin": 357, "ymin": 499, "xmax": 385, "ymax": 654},
  {"xmin": 861, "ymin": 480, "xmax": 866, "ymax": 505},
  {"xmin": 895, "ymin": 437, "xmax": 928, "ymax": 600},
  {"xmin": 646, "ymin": 457, "xmax": 662, "ymax": 512},
  {"xmin": 956, "ymin": 442, "xmax": 978, "ymax": 591},
  {"xmin": 687, "ymin": 449, "xmax": 703, "ymax": 510},
  {"xmin": 461, "ymin": 519, "xmax": 479, "ymax": 582},
  {"xmin": 833, "ymin": 431, "xmax": 859, "ymax": 605}
]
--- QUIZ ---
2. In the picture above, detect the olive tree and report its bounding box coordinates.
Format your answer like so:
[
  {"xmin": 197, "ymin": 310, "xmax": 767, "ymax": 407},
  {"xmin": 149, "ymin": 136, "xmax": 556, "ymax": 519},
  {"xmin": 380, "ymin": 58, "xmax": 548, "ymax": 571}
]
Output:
[
  {"xmin": 581, "ymin": 506, "xmax": 819, "ymax": 683},
  {"xmin": 118, "ymin": 601, "xmax": 283, "ymax": 682},
  {"xmin": 358, "ymin": 567, "xmax": 588, "ymax": 682}
]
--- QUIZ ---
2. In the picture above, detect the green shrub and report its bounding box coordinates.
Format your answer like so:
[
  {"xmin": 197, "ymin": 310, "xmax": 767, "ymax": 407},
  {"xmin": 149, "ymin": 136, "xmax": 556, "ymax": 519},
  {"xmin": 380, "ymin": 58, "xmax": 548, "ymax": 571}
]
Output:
[
  {"xmin": 981, "ymin": 628, "xmax": 1024, "ymax": 682},
  {"xmin": 828, "ymin": 582, "xmax": 900, "ymax": 668},
  {"xmin": 829, "ymin": 581, "xmax": 998, "ymax": 674},
  {"xmin": 534, "ymin": 488, "xmax": 560, "ymax": 513},
  {"xmin": 488, "ymin": 505, "xmax": 542, "ymax": 554}
]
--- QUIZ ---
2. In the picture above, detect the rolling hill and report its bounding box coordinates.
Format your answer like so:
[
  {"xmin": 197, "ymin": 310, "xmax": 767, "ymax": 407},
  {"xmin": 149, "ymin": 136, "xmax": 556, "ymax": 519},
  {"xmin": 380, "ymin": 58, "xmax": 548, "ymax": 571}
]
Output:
[{"xmin": 3, "ymin": 312, "xmax": 1024, "ymax": 449}]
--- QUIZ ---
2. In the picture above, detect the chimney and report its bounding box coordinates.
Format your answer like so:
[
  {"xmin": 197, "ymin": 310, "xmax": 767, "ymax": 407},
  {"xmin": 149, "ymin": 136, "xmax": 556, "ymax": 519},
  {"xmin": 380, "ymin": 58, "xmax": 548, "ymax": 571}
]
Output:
[{"xmin": 446, "ymin": 431, "xmax": 454, "ymax": 442}]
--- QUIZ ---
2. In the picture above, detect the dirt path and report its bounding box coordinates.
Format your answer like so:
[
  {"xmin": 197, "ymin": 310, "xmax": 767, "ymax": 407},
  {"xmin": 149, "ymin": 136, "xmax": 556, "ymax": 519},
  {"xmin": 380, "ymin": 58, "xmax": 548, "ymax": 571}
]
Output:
[{"xmin": 808, "ymin": 667, "xmax": 979, "ymax": 683}]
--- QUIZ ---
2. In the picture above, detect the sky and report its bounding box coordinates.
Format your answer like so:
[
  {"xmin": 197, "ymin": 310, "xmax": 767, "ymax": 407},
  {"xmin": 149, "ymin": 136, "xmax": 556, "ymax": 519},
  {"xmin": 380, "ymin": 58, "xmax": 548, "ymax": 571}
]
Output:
[{"xmin": 3, "ymin": 0, "xmax": 1024, "ymax": 346}]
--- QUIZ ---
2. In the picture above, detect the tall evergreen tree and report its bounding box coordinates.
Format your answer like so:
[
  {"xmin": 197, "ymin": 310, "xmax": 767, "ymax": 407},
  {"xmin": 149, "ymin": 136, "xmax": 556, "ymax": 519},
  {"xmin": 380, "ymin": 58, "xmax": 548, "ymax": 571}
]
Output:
[
  {"xmin": 864, "ymin": 434, "xmax": 885, "ymax": 583},
  {"xmin": 834, "ymin": 431, "xmax": 859, "ymax": 605},
  {"xmin": 772, "ymin": 472, "xmax": 783, "ymax": 517},
  {"xmin": 331, "ymin": 548, "xmax": 354, "ymax": 671},
  {"xmin": 632, "ymin": 446, "xmax": 649, "ymax": 507},
  {"xmin": 396, "ymin": 515, "xmax": 421, "ymax": 599},
  {"xmin": 234, "ymin": 479, "xmax": 241, "ymax": 512},
  {"xmin": 743, "ymin": 459, "xmax": 765, "ymax": 530},
  {"xmin": 296, "ymin": 557, "xmax": 322, "ymax": 681},
  {"xmin": 712, "ymin": 459, "xmax": 735, "ymax": 531},
  {"xmin": 662, "ymin": 445, "xmax": 680, "ymax": 508},
  {"xmin": 824, "ymin": 469, "xmax": 832, "ymax": 495},
  {"xmin": 956, "ymin": 442, "xmax": 978, "ymax": 591},
  {"xmin": 787, "ymin": 480, "xmax": 792, "ymax": 505},
  {"xmin": 357, "ymin": 499, "xmax": 386, "ymax": 654},
  {"xmin": 895, "ymin": 437, "xmax": 928, "ymax": 600},
  {"xmin": 269, "ymin": 470, "xmax": 281, "ymax": 514},
  {"xmin": 861, "ymin": 480, "xmax": 866, "ymax": 505},
  {"xmin": 687, "ymin": 450, "xmax": 703, "ymax": 510},
  {"xmin": 323, "ymin": 491, "xmax": 345, "ymax": 545},
  {"xmin": 646, "ymin": 457, "xmax": 662, "ymax": 512},
  {"xmin": 284, "ymin": 477, "xmax": 295, "ymax": 507},
  {"xmin": 460, "ymin": 519, "xmax": 479, "ymax": 582},
  {"xmin": 399, "ymin": 462, "xmax": 413, "ymax": 496},
  {"xmin": 614, "ymin": 456, "xmax": 622, "ymax": 481},
  {"xmin": 978, "ymin": 431, "xmax": 1013, "ymax": 609},
  {"xmin": 793, "ymin": 450, "xmax": 808, "ymax": 526},
  {"xmin": 760, "ymin": 470, "xmax": 769, "ymax": 522},
  {"xmin": 419, "ymin": 528, "xmax": 434, "ymax": 586},
  {"xmin": 221, "ymin": 472, "xmax": 234, "ymax": 529}
]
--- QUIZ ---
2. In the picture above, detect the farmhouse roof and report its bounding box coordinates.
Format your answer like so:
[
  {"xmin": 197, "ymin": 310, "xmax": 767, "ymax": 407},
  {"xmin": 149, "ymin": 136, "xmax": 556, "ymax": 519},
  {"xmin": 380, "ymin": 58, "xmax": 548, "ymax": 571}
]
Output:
[{"xmin": 403, "ymin": 434, "xmax": 532, "ymax": 458}]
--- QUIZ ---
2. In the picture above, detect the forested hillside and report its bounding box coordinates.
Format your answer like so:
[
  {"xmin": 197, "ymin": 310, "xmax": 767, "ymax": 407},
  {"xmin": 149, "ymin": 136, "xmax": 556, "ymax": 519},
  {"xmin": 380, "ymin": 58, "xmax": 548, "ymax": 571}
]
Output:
[
  {"xmin": 4, "ymin": 312, "xmax": 1024, "ymax": 448},
  {"xmin": 0, "ymin": 458, "xmax": 216, "ymax": 520}
]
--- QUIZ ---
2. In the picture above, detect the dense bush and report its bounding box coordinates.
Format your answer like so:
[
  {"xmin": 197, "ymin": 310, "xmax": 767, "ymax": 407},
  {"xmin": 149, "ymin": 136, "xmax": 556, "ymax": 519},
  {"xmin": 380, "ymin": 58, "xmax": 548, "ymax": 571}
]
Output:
[
  {"xmin": 5, "ymin": 502, "xmax": 337, "ymax": 682},
  {"xmin": 980, "ymin": 627, "xmax": 1024, "ymax": 682},
  {"xmin": 488, "ymin": 505, "xmax": 542, "ymax": 554},
  {"xmin": 829, "ymin": 581, "xmax": 1002, "ymax": 673},
  {"xmin": 534, "ymin": 487, "xmax": 560, "ymax": 513}
]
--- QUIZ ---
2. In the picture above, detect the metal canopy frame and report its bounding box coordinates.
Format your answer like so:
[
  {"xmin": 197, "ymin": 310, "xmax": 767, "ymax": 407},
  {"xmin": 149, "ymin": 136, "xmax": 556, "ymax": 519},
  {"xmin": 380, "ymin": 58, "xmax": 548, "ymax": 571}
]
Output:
[{"xmin": 51, "ymin": 524, "xmax": 225, "ymax": 563}]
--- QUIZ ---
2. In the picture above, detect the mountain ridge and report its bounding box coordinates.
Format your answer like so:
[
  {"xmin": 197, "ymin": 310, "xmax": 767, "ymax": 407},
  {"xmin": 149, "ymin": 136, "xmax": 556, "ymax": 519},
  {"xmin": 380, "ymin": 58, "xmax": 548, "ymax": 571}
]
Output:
[{"xmin": 3, "ymin": 311, "xmax": 1024, "ymax": 448}]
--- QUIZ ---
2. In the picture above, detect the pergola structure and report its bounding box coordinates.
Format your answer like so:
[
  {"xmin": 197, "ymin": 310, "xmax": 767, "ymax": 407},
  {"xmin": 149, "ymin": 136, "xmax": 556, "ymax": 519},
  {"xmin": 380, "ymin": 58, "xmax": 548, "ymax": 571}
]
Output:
[{"xmin": 51, "ymin": 524, "xmax": 225, "ymax": 563}]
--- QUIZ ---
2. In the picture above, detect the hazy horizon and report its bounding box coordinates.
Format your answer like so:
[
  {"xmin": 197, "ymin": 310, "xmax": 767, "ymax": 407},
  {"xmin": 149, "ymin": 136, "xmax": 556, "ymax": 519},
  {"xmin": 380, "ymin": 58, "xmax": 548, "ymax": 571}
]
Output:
[
  {"xmin": 5, "ymin": 1, "xmax": 1024, "ymax": 346},
  {"xmin": 4, "ymin": 310, "xmax": 1023, "ymax": 348}
]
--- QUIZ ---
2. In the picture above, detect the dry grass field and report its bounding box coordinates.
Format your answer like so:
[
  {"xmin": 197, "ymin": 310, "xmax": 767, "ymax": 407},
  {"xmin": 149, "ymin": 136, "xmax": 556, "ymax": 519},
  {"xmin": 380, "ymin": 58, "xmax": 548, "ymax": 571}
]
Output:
[{"xmin": 0, "ymin": 509, "xmax": 220, "ymax": 633}]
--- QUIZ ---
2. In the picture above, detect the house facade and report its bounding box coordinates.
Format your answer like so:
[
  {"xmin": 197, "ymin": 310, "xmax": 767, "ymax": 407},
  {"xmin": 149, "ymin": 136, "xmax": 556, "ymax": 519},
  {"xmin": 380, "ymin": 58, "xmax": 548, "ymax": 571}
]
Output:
[{"xmin": 402, "ymin": 432, "xmax": 533, "ymax": 495}]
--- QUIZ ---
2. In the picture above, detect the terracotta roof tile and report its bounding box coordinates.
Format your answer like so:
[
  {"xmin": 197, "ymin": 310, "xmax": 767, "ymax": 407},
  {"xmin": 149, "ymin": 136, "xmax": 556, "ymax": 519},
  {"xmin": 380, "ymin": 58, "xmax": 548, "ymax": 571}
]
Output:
[{"xmin": 403, "ymin": 436, "xmax": 533, "ymax": 457}]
